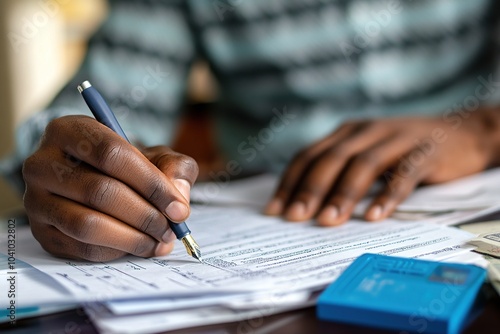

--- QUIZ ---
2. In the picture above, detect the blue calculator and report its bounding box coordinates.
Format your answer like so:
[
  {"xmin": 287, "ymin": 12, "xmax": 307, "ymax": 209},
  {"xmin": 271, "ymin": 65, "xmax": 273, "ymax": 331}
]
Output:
[{"xmin": 317, "ymin": 254, "xmax": 486, "ymax": 334}]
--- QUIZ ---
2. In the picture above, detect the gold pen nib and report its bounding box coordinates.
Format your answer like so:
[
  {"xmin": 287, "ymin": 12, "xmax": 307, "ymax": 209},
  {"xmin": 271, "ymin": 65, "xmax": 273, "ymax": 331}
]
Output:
[{"xmin": 181, "ymin": 234, "xmax": 203, "ymax": 263}]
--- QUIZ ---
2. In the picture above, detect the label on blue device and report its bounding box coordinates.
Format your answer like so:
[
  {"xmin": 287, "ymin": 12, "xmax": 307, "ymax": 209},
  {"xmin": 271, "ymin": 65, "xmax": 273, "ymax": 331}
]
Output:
[{"xmin": 317, "ymin": 253, "xmax": 486, "ymax": 334}]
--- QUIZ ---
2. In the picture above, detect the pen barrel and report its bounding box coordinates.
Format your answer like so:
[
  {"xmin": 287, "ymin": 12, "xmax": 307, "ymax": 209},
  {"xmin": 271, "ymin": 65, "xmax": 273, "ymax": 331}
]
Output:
[
  {"xmin": 169, "ymin": 221, "xmax": 191, "ymax": 239},
  {"xmin": 81, "ymin": 86, "xmax": 130, "ymax": 142}
]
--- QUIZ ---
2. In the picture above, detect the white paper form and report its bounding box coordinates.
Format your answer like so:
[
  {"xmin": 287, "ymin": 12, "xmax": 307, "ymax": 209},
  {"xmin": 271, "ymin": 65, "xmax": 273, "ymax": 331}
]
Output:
[{"xmin": 13, "ymin": 205, "xmax": 476, "ymax": 303}]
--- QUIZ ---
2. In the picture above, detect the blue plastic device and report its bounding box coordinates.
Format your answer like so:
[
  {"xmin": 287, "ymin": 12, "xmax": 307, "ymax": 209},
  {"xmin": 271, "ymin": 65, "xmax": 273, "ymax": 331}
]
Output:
[{"xmin": 317, "ymin": 253, "xmax": 486, "ymax": 334}]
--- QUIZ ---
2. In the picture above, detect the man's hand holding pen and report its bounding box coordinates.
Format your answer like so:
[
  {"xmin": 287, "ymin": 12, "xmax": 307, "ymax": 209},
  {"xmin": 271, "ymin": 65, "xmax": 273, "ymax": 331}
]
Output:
[{"xmin": 23, "ymin": 115, "xmax": 199, "ymax": 262}]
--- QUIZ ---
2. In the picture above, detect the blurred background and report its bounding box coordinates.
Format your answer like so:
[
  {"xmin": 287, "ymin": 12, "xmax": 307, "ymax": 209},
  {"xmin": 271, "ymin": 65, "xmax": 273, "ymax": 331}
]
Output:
[{"xmin": 0, "ymin": 0, "xmax": 219, "ymax": 217}]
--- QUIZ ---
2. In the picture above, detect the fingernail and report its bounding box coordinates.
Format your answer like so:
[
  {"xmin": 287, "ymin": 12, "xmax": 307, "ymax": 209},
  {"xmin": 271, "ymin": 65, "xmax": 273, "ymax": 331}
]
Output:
[
  {"xmin": 264, "ymin": 198, "xmax": 283, "ymax": 215},
  {"xmin": 285, "ymin": 202, "xmax": 307, "ymax": 221},
  {"xmin": 165, "ymin": 201, "xmax": 189, "ymax": 221},
  {"xmin": 174, "ymin": 179, "xmax": 191, "ymax": 201},
  {"xmin": 366, "ymin": 205, "xmax": 383, "ymax": 221},
  {"xmin": 155, "ymin": 242, "xmax": 173, "ymax": 257},
  {"xmin": 162, "ymin": 229, "xmax": 174, "ymax": 243},
  {"xmin": 317, "ymin": 205, "xmax": 339, "ymax": 225}
]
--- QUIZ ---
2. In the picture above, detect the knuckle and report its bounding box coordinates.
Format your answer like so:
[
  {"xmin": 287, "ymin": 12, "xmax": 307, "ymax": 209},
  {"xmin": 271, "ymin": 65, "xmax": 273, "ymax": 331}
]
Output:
[
  {"xmin": 138, "ymin": 209, "xmax": 165, "ymax": 237},
  {"xmin": 85, "ymin": 177, "xmax": 115, "ymax": 208},
  {"xmin": 44, "ymin": 117, "xmax": 65, "ymax": 138},
  {"xmin": 44, "ymin": 116, "xmax": 83, "ymax": 141},
  {"xmin": 95, "ymin": 140, "xmax": 124, "ymax": 172},
  {"xmin": 353, "ymin": 151, "xmax": 381, "ymax": 167},
  {"xmin": 69, "ymin": 213, "xmax": 99, "ymax": 242},
  {"xmin": 177, "ymin": 155, "xmax": 199, "ymax": 177},
  {"xmin": 144, "ymin": 179, "xmax": 168, "ymax": 204},
  {"xmin": 159, "ymin": 154, "xmax": 199, "ymax": 180}
]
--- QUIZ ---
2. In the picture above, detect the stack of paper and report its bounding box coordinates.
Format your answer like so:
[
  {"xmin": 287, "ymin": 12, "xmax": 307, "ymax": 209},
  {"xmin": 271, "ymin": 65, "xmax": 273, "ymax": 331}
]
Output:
[{"xmin": 2, "ymin": 168, "xmax": 500, "ymax": 333}]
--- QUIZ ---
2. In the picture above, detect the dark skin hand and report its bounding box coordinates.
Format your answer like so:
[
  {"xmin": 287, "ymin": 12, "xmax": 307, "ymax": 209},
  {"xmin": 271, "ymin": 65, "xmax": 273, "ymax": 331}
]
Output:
[
  {"xmin": 264, "ymin": 108, "xmax": 500, "ymax": 226},
  {"xmin": 23, "ymin": 115, "xmax": 199, "ymax": 262}
]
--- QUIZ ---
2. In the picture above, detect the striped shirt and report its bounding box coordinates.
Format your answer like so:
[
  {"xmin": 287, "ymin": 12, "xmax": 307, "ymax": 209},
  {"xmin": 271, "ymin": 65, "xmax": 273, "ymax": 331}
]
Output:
[{"xmin": 2, "ymin": 0, "xmax": 499, "ymax": 192}]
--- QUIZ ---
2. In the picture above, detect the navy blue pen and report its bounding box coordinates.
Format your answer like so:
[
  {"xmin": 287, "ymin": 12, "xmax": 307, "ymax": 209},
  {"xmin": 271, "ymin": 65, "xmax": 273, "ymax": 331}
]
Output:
[{"xmin": 77, "ymin": 80, "xmax": 202, "ymax": 262}]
